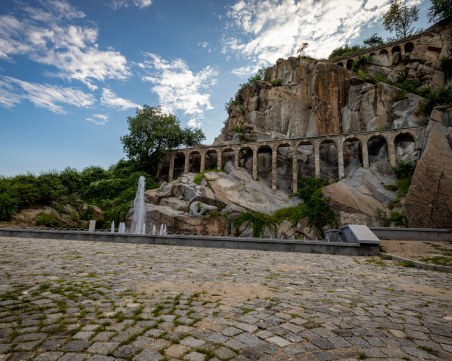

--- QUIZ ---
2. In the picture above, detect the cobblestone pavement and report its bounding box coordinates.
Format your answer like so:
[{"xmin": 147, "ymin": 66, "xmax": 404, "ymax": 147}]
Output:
[{"xmin": 0, "ymin": 237, "xmax": 451, "ymax": 361}]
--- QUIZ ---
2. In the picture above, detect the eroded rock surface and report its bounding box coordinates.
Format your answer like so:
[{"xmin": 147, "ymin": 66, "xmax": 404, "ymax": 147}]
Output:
[{"xmin": 405, "ymin": 110, "xmax": 452, "ymax": 228}]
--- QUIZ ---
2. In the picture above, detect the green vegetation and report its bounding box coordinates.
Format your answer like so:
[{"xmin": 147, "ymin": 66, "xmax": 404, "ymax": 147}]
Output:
[
  {"xmin": 274, "ymin": 178, "xmax": 336, "ymax": 237},
  {"xmin": 352, "ymin": 55, "xmax": 373, "ymax": 71},
  {"xmin": 420, "ymin": 256, "xmax": 452, "ymax": 267},
  {"xmin": 121, "ymin": 105, "xmax": 205, "ymax": 171},
  {"xmin": 0, "ymin": 161, "xmax": 158, "ymax": 226},
  {"xmin": 193, "ymin": 173, "xmax": 204, "ymax": 185},
  {"xmin": 329, "ymin": 45, "xmax": 366, "ymax": 61},
  {"xmin": 271, "ymin": 79, "xmax": 283, "ymax": 87},
  {"xmin": 232, "ymin": 211, "xmax": 278, "ymax": 238},
  {"xmin": 417, "ymin": 345, "xmax": 438, "ymax": 355},
  {"xmin": 428, "ymin": 0, "xmax": 452, "ymax": 22},
  {"xmin": 383, "ymin": 0, "xmax": 419, "ymax": 39}
]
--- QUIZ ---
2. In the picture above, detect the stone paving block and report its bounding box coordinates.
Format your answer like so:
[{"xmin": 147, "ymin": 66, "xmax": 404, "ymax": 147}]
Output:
[
  {"xmin": 112, "ymin": 344, "xmax": 141, "ymax": 358},
  {"xmin": 62, "ymin": 340, "xmax": 90, "ymax": 352},
  {"xmin": 134, "ymin": 348, "xmax": 164, "ymax": 361},
  {"xmin": 33, "ymin": 352, "xmax": 62, "ymax": 361},
  {"xmin": 73, "ymin": 331, "xmax": 95, "ymax": 340},
  {"xmin": 267, "ymin": 335, "xmax": 291, "ymax": 347},
  {"xmin": 165, "ymin": 344, "xmax": 189, "ymax": 358},
  {"xmin": 86, "ymin": 355, "xmax": 116, "ymax": 361},
  {"xmin": 180, "ymin": 336, "xmax": 205, "ymax": 347},
  {"xmin": 87, "ymin": 341, "xmax": 120, "ymax": 355},
  {"xmin": 185, "ymin": 351, "xmax": 205, "ymax": 361},
  {"xmin": 234, "ymin": 332, "xmax": 262, "ymax": 347}
]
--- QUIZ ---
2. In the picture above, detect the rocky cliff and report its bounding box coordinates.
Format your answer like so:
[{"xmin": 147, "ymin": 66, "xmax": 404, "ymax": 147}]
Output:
[{"xmin": 215, "ymin": 56, "xmax": 429, "ymax": 144}]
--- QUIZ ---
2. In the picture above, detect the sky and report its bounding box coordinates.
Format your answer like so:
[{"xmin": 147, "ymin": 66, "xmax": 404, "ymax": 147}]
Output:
[{"xmin": 0, "ymin": 0, "xmax": 433, "ymax": 176}]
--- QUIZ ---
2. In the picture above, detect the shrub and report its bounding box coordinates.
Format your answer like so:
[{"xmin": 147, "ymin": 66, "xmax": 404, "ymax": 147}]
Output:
[
  {"xmin": 328, "ymin": 45, "xmax": 365, "ymax": 61},
  {"xmin": 233, "ymin": 211, "xmax": 278, "ymax": 238},
  {"xmin": 393, "ymin": 160, "xmax": 415, "ymax": 179},
  {"xmin": 0, "ymin": 192, "xmax": 17, "ymax": 221},
  {"xmin": 389, "ymin": 210, "xmax": 407, "ymax": 226},
  {"xmin": 352, "ymin": 55, "xmax": 372, "ymax": 71},
  {"xmin": 271, "ymin": 79, "xmax": 283, "ymax": 87},
  {"xmin": 440, "ymin": 57, "xmax": 452, "ymax": 80},
  {"xmin": 36, "ymin": 212, "xmax": 61, "ymax": 228},
  {"xmin": 193, "ymin": 173, "xmax": 204, "ymax": 185}
]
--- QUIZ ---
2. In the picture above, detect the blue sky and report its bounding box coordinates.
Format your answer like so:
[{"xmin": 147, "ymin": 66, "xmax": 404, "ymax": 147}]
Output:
[{"xmin": 0, "ymin": 0, "xmax": 432, "ymax": 176}]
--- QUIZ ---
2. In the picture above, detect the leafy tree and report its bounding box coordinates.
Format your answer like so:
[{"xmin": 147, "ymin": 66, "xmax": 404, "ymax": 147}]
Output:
[
  {"xmin": 232, "ymin": 211, "xmax": 278, "ymax": 238},
  {"xmin": 383, "ymin": 0, "xmax": 419, "ymax": 39},
  {"xmin": 428, "ymin": 0, "xmax": 452, "ymax": 21},
  {"xmin": 120, "ymin": 105, "xmax": 205, "ymax": 170},
  {"xmin": 363, "ymin": 33, "xmax": 385, "ymax": 48}
]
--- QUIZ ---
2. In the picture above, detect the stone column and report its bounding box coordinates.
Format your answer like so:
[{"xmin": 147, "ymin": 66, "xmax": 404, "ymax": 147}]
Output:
[
  {"xmin": 314, "ymin": 142, "xmax": 321, "ymax": 178},
  {"xmin": 292, "ymin": 145, "xmax": 298, "ymax": 194},
  {"xmin": 200, "ymin": 150, "xmax": 206, "ymax": 173},
  {"xmin": 388, "ymin": 138, "xmax": 396, "ymax": 167},
  {"xmin": 271, "ymin": 146, "xmax": 277, "ymax": 190},
  {"xmin": 184, "ymin": 152, "xmax": 190, "ymax": 174},
  {"xmin": 337, "ymin": 141, "xmax": 345, "ymax": 179},
  {"xmin": 217, "ymin": 150, "xmax": 222, "ymax": 170},
  {"xmin": 168, "ymin": 153, "xmax": 175, "ymax": 182},
  {"xmin": 362, "ymin": 138, "xmax": 369, "ymax": 168},
  {"xmin": 234, "ymin": 148, "xmax": 239, "ymax": 169},
  {"xmin": 252, "ymin": 147, "xmax": 258, "ymax": 180}
]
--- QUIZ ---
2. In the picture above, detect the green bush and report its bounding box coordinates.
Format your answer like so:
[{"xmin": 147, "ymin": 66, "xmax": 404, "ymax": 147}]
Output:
[
  {"xmin": 193, "ymin": 173, "xmax": 204, "ymax": 185},
  {"xmin": 36, "ymin": 212, "xmax": 61, "ymax": 228},
  {"xmin": 271, "ymin": 79, "xmax": 283, "ymax": 87},
  {"xmin": 393, "ymin": 160, "xmax": 415, "ymax": 179},
  {"xmin": 328, "ymin": 45, "xmax": 365, "ymax": 61},
  {"xmin": 0, "ymin": 192, "xmax": 18, "ymax": 221},
  {"xmin": 233, "ymin": 211, "xmax": 278, "ymax": 238},
  {"xmin": 389, "ymin": 210, "xmax": 407, "ymax": 226},
  {"xmin": 352, "ymin": 55, "xmax": 372, "ymax": 71}
]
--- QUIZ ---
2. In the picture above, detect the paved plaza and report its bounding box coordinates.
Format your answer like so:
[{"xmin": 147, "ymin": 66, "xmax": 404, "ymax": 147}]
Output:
[{"xmin": 0, "ymin": 237, "xmax": 451, "ymax": 361}]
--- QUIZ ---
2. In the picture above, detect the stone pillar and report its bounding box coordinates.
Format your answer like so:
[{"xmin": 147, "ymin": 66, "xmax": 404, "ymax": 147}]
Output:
[
  {"xmin": 271, "ymin": 146, "xmax": 277, "ymax": 190},
  {"xmin": 252, "ymin": 148, "xmax": 258, "ymax": 180},
  {"xmin": 200, "ymin": 151, "xmax": 206, "ymax": 173},
  {"xmin": 292, "ymin": 145, "xmax": 298, "ymax": 194},
  {"xmin": 314, "ymin": 143, "xmax": 321, "ymax": 179},
  {"xmin": 362, "ymin": 138, "xmax": 369, "ymax": 168},
  {"xmin": 217, "ymin": 150, "xmax": 222, "ymax": 170},
  {"xmin": 234, "ymin": 148, "xmax": 239, "ymax": 169},
  {"xmin": 168, "ymin": 153, "xmax": 175, "ymax": 182},
  {"xmin": 184, "ymin": 152, "xmax": 190, "ymax": 174},
  {"xmin": 388, "ymin": 138, "xmax": 396, "ymax": 167},
  {"xmin": 337, "ymin": 141, "xmax": 345, "ymax": 179}
]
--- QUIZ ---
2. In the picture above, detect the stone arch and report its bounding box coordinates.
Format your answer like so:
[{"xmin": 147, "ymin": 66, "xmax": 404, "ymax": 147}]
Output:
[
  {"xmin": 346, "ymin": 59, "xmax": 354, "ymax": 70},
  {"xmin": 404, "ymin": 42, "xmax": 414, "ymax": 54},
  {"xmin": 221, "ymin": 147, "xmax": 235, "ymax": 171},
  {"xmin": 343, "ymin": 137, "xmax": 363, "ymax": 176},
  {"xmin": 174, "ymin": 152, "xmax": 186, "ymax": 179},
  {"xmin": 392, "ymin": 45, "xmax": 402, "ymax": 65},
  {"xmin": 378, "ymin": 49, "xmax": 389, "ymax": 66},
  {"xmin": 257, "ymin": 145, "xmax": 272, "ymax": 186},
  {"xmin": 394, "ymin": 132, "xmax": 416, "ymax": 163},
  {"xmin": 296, "ymin": 141, "xmax": 315, "ymax": 179},
  {"xmin": 319, "ymin": 139, "xmax": 338, "ymax": 181},
  {"xmin": 238, "ymin": 146, "xmax": 253, "ymax": 172},
  {"xmin": 205, "ymin": 149, "xmax": 219, "ymax": 170},
  {"xmin": 276, "ymin": 143, "xmax": 293, "ymax": 193},
  {"xmin": 189, "ymin": 150, "xmax": 201, "ymax": 173},
  {"xmin": 367, "ymin": 135, "xmax": 389, "ymax": 167},
  {"xmin": 337, "ymin": 61, "xmax": 344, "ymax": 68}
]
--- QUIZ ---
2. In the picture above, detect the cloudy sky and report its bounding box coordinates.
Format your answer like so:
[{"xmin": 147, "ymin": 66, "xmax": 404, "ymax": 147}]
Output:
[{"xmin": 0, "ymin": 0, "xmax": 431, "ymax": 176}]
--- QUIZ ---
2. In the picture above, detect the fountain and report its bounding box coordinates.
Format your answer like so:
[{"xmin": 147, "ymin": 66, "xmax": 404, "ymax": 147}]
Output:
[
  {"xmin": 118, "ymin": 222, "xmax": 126, "ymax": 233},
  {"xmin": 111, "ymin": 221, "xmax": 115, "ymax": 233},
  {"xmin": 130, "ymin": 176, "xmax": 146, "ymax": 234}
]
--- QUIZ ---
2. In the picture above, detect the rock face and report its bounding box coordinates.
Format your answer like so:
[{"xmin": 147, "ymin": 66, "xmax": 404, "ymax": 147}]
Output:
[
  {"xmin": 129, "ymin": 169, "xmax": 299, "ymax": 236},
  {"xmin": 216, "ymin": 56, "xmax": 429, "ymax": 145},
  {"xmin": 405, "ymin": 110, "xmax": 452, "ymax": 228}
]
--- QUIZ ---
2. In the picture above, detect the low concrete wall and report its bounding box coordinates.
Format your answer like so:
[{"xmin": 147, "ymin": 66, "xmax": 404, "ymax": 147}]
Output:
[
  {"xmin": 0, "ymin": 229, "xmax": 379, "ymax": 256},
  {"xmin": 371, "ymin": 227, "xmax": 452, "ymax": 241}
]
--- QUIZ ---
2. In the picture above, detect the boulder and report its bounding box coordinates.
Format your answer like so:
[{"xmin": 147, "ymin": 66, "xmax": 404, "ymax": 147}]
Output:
[
  {"xmin": 189, "ymin": 201, "xmax": 218, "ymax": 216},
  {"xmin": 405, "ymin": 113, "xmax": 452, "ymax": 228}
]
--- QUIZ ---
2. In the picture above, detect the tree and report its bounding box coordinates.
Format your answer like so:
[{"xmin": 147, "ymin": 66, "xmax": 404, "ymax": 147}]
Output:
[
  {"xmin": 428, "ymin": 0, "xmax": 452, "ymax": 22},
  {"xmin": 363, "ymin": 33, "xmax": 385, "ymax": 48},
  {"xmin": 383, "ymin": 0, "xmax": 419, "ymax": 39},
  {"xmin": 297, "ymin": 42, "xmax": 309, "ymax": 56},
  {"xmin": 120, "ymin": 106, "xmax": 205, "ymax": 170}
]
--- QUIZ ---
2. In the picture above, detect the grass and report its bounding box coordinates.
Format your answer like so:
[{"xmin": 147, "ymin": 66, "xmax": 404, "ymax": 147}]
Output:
[
  {"xmin": 399, "ymin": 260, "xmax": 415, "ymax": 268},
  {"xmin": 363, "ymin": 257, "xmax": 387, "ymax": 267},
  {"xmin": 358, "ymin": 351, "xmax": 368, "ymax": 359},
  {"xmin": 420, "ymin": 256, "xmax": 452, "ymax": 267}
]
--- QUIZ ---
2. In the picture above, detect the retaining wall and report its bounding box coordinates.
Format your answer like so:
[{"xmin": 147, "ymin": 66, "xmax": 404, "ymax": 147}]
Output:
[
  {"xmin": 370, "ymin": 227, "xmax": 452, "ymax": 241},
  {"xmin": 0, "ymin": 229, "xmax": 379, "ymax": 256}
]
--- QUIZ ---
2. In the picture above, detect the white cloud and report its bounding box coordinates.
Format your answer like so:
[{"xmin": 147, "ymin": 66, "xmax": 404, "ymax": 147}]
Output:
[
  {"xmin": 100, "ymin": 88, "xmax": 140, "ymax": 110},
  {"xmin": 187, "ymin": 118, "xmax": 201, "ymax": 128},
  {"xmin": 224, "ymin": 0, "xmax": 422, "ymax": 76},
  {"xmin": 0, "ymin": 76, "xmax": 94, "ymax": 113},
  {"xmin": 110, "ymin": 0, "xmax": 153, "ymax": 9},
  {"xmin": 0, "ymin": 0, "xmax": 130, "ymax": 89},
  {"xmin": 140, "ymin": 53, "xmax": 218, "ymax": 122},
  {"xmin": 87, "ymin": 113, "xmax": 109, "ymax": 125}
]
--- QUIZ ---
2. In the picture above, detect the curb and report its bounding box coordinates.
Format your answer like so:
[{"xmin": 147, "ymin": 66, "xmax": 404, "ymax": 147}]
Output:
[{"xmin": 379, "ymin": 252, "xmax": 452, "ymax": 273}]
